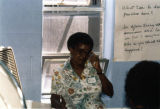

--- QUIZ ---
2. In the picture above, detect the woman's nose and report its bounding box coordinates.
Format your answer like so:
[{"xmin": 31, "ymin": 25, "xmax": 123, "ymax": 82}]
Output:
[{"xmin": 80, "ymin": 52, "xmax": 88, "ymax": 59}]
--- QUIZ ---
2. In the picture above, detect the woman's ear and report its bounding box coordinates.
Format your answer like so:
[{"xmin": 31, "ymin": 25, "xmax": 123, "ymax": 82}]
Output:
[
  {"xmin": 69, "ymin": 47, "xmax": 73, "ymax": 53},
  {"xmin": 68, "ymin": 47, "xmax": 71, "ymax": 51}
]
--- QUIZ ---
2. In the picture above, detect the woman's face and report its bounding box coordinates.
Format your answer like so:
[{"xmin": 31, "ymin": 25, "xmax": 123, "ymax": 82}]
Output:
[{"xmin": 69, "ymin": 43, "xmax": 91, "ymax": 66}]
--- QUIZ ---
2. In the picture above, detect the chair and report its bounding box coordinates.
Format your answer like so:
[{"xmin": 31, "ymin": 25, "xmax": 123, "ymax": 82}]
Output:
[
  {"xmin": 0, "ymin": 61, "xmax": 27, "ymax": 108},
  {"xmin": 0, "ymin": 46, "xmax": 22, "ymax": 89},
  {"xmin": 99, "ymin": 58, "xmax": 109, "ymax": 74}
]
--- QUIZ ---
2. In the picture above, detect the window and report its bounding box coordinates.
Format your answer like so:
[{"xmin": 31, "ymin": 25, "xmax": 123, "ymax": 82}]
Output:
[
  {"xmin": 43, "ymin": 0, "xmax": 91, "ymax": 6},
  {"xmin": 41, "ymin": 0, "xmax": 104, "ymax": 103}
]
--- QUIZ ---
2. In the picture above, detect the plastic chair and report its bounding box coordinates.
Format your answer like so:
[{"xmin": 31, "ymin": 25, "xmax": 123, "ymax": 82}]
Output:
[
  {"xmin": 0, "ymin": 46, "xmax": 22, "ymax": 89},
  {"xmin": 0, "ymin": 61, "xmax": 27, "ymax": 108}
]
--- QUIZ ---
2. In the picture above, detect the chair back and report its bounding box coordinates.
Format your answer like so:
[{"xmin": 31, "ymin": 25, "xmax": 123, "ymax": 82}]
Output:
[
  {"xmin": 0, "ymin": 61, "xmax": 27, "ymax": 108},
  {"xmin": 0, "ymin": 46, "xmax": 22, "ymax": 89},
  {"xmin": 100, "ymin": 58, "xmax": 109, "ymax": 74}
]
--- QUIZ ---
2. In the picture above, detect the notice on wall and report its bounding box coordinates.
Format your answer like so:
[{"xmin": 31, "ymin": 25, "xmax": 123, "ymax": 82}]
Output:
[{"xmin": 114, "ymin": 0, "xmax": 160, "ymax": 61}]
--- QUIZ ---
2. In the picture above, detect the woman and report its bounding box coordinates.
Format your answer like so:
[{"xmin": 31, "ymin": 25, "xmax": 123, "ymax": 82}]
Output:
[{"xmin": 51, "ymin": 32, "xmax": 113, "ymax": 109}]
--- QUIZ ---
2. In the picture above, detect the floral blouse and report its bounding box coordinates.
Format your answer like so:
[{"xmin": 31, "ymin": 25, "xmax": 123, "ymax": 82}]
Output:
[{"xmin": 51, "ymin": 58, "xmax": 105, "ymax": 109}]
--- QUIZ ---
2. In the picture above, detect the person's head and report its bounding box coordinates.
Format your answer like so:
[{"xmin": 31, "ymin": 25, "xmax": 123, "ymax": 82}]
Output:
[
  {"xmin": 125, "ymin": 61, "xmax": 160, "ymax": 109},
  {"xmin": 67, "ymin": 32, "xmax": 93, "ymax": 66}
]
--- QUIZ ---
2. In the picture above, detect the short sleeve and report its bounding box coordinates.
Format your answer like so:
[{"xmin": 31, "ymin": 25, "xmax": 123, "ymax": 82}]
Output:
[{"xmin": 51, "ymin": 70, "xmax": 64, "ymax": 94}]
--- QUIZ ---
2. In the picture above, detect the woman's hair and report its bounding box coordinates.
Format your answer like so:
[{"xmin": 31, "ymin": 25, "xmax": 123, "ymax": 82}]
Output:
[
  {"xmin": 125, "ymin": 61, "xmax": 160, "ymax": 109},
  {"xmin": 67, "ymin": 32, "xmax": 93, "ymax": 52}
]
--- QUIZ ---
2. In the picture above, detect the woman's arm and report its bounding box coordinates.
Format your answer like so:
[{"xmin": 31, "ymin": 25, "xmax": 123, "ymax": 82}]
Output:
[
  {"xmin": 97, "ymin": 73, "xmax": 114, "ymax": 97},
  {"xmin": 89, "ymin": 52, "xmax": 114, "ymax": 97},
  {"xmin": 51, "ymin": 70, "xmax": 67, "ymax": 108}
]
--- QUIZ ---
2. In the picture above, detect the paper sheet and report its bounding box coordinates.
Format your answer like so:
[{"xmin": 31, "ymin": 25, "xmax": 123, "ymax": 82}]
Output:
[{"xmin": 114, "ymin": 0, "xmax": 160, "ymax": 61}]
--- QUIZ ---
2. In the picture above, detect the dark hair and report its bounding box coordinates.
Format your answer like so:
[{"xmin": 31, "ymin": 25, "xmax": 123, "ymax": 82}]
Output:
[
  {"xmin": 67, "ymin": 32, "xmax": 93, "ymax": 52},
  {"xmin": 125, "ymin": 61, "xmax": 160, "ymax": 109}
]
